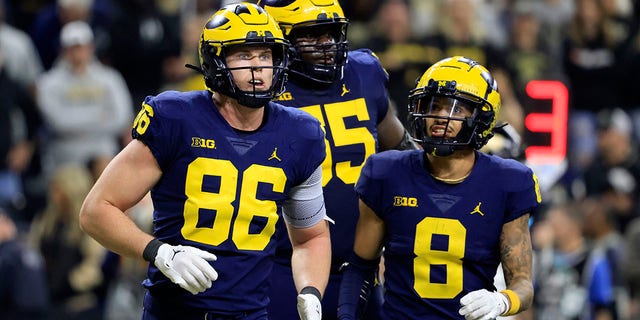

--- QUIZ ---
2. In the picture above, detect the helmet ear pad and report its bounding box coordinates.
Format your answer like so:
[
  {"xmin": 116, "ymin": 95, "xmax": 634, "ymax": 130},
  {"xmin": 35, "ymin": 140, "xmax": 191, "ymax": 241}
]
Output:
[{"xmin": 200, "ymin": 47, "xmax": 235, "ymax": 98}]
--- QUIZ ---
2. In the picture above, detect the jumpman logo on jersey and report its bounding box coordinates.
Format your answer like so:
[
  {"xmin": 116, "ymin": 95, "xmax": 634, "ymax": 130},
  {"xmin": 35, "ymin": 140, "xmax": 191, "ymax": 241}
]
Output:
[
  {"xmin": 268, "ymin": 147, "xmax": 281, "ymax": 161},
  {"xmin": 470, "ymin": 202, "xmax": 484, "ymax": 216},
  {"xmin": 341, "ymin": 83, "xmax": 350, "ymax": 96}
]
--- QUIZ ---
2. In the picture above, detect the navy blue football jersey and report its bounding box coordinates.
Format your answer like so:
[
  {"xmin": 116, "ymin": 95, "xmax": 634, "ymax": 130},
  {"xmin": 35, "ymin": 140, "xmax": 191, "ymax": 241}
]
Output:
[
  {"xmin": 131, "ymin": 90, "xmax": 325, "ymax": 313},
  {"xmin": 355, "ymin": 150, "xmax": 541, "ymax": 319},
  {"xmin": 273, "ymin": 48, "xmax": 390, "ymax": 263}
]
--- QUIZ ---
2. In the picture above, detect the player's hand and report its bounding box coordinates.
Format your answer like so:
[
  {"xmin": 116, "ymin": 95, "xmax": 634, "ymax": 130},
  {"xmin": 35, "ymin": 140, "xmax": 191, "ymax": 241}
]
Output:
[
  {"xmin": 154, "ymin": 243, "xmax": 218, "ymax": 295},
  {"xmin": 458, "ymin": 289, "xmax": 509, "ymax": 320},
  {"xmin": 297, "ymin": 292, "xmax": 322, "ymax": 320}
]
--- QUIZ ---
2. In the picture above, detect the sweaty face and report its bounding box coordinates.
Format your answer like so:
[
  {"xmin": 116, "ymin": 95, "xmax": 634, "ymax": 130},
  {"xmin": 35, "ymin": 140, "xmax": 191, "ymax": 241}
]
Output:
[
  {"xmin": 421, "ymin": 96, "xmax": 475, "ymax": 139},
  {"xmin": 225, "ymin": 45, "xmax": 274, "ymax": 92}
]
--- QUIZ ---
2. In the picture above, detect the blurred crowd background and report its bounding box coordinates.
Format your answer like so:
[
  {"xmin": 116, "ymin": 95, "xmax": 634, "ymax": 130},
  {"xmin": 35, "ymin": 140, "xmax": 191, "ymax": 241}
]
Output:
[{"xmin": 2, "ymin": 0, "xmax": 640, "ymax": 319}]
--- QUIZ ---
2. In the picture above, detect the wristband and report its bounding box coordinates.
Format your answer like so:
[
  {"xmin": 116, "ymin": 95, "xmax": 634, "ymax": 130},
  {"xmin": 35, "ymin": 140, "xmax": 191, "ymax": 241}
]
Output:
[
  {"xmin": 500, "ymin": 289, "xmax": 521, "ymax": 316},
  {"xmin": 300, "ymin": 286, "xmax": 322, "ymax": 301},
  {"xmin": 142, "ymin": 238, "xmax": 165, "ymax": 262}
]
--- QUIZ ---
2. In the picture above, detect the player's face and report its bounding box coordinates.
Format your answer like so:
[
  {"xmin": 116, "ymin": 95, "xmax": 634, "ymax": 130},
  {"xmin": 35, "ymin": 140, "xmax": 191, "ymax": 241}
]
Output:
[
  {"xmin": 225, "ymin": 45, "xmax": 274, "ymax": 92},
  {"xmin": 293, "ymin": 26, "xmax": 336, "ymax": 65},
  {"xmin": 423, "ymin": 96, "xmax": 474, "ymax": 139}
]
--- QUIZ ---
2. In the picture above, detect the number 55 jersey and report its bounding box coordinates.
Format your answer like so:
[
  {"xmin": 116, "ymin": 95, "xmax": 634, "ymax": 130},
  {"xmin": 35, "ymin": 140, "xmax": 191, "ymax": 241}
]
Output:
[
  {"xmin": 355, "ymin": 149, "xmax": 541, "ymax": 319},
  {"xmin": 131, "ymin": 90, "xmax": 326, "ymax": 313},
  {"xmin": 272, "ymin": 48, "xmax": 390, "ymax": 267}
]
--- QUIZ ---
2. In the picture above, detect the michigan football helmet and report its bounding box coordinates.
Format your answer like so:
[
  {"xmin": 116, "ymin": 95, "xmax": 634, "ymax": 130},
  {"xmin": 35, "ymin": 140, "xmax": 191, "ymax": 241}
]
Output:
[
  {"xmin": 259, "ymin": 0, "xmax": 348, "ymax": 85},
  {"xmin": 408, "ymin": 56, "xmax": 501, "ymax": 156},
  {"xmin": 196, "ymin": 3, "xmax": 290, "ymax": 108}
]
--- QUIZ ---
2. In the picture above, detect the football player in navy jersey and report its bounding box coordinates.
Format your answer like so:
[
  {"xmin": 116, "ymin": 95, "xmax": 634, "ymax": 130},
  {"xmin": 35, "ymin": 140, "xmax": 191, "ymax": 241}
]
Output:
[
  {"xmin": 338, "ymin": 56, "xmax": 541, "ymax": 319},
  {"xmin": 79, "ymin": 3, "xmax": 330, "ymax": 320},
  {"xmin": 258, "ymin": 0, "xmax": 416, "ymax": 319}
]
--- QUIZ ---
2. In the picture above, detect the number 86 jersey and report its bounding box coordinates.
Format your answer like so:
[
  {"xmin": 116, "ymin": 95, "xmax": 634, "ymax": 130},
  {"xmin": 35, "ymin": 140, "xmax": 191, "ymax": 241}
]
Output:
[{"xmin": 131, "ymin": 90, "xmax": 326, "ymax": 313}]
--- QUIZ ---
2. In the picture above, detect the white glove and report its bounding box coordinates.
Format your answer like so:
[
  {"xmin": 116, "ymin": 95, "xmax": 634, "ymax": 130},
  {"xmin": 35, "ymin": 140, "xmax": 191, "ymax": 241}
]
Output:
[
  {"xmin": 155, "ymin": 243, "xmax": 218, "ymax": 295},
  {"xmin": 458, "ymin": 289, "xmax": 509, "ymax": 320},
  {"xmin": 297, "ymin": 292, "xmax": 322, "ymax": 320}
]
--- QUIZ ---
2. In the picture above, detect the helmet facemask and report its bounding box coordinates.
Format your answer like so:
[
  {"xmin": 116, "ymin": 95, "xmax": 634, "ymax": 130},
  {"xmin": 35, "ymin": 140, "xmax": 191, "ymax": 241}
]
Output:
[
  {"xmin": 287, "ymin": 20, "xmax": 348, "ymax": 85},
  {"xmin": 409, "ymin": 79, "xmax": 495, "ymax": 156},
  {"xmin": 201, "ymin": 41, "xmax": 289, "ymax": 108}
]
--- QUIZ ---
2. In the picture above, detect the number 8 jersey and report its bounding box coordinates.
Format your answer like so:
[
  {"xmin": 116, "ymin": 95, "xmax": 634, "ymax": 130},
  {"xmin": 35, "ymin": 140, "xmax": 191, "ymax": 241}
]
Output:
[
  {"xmin": 355, "ymin": 149, "xmax": 541, "ymax": 319},
  {"xmin": 131, "ymin": 90, "xmax": 326, "ymax": 313}
]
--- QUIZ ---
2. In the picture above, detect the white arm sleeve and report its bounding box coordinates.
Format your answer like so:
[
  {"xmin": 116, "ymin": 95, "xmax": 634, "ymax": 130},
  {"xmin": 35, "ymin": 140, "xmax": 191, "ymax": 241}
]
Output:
[{"xmin": 283, "ymin": 165, "xmax": 327, "ymax": 229}]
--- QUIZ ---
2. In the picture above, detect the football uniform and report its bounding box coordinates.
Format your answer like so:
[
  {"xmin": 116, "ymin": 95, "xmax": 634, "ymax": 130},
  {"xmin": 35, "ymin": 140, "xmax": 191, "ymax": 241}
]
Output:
[
  {"xmin": 355, "ymin": 150, "xmax": 540, "ymax": 319},
  {"xmin": 132, "ymin": 90, "xmax": 325, "ymax": 315},
  {"xmin": 268, "ymin": 49, "xmax": 389, "ymax": 318}
]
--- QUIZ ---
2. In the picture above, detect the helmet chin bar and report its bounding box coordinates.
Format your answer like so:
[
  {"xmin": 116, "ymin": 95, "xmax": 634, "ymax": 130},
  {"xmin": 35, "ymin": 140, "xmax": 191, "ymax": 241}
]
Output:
[
  {"xmin": 234, "ymin": 66, "xmax": 273, "ymax": 108},
  {"xmin": 421, "ymin": 130, "xmax": 473, "ymax": 157},
  {"xmin": 423, "ymin": 142, "xmax": 457, "ymax": 157}
]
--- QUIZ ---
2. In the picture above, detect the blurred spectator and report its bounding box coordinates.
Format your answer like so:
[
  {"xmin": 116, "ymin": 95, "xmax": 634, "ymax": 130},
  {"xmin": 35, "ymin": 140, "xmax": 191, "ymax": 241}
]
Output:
[
  {"xmin": 36, "ymin": 21, "xmax": 132, "ymax": 181},
  {"xmin": 562, "ymin": 0, "xmax": 630, "ymax": 171},
  {"xmin": 532, "ymin": 202, "xmax": 618, "ymax": 320},
  {"xmin": 28, "ymin": 164, "xmax": 107, "ymax": 320},
  {"xmin": 623, "ymin": 216, "xmax": 640, "ymax": 318},
  {"xmin": 406, "ymin": 0, "xmax": 438, "ymax": 38},
  {"xmin": 107, "ymin": 0, "xmax": 182, "ymax": 105},
  {"xmin": 425, "ymin": 0, "xmax": 502, "ymax": 65},
  {"xmin": 159, "ymin": 12, "xmax": 208, "ymax": 92},
  {"xmin": 30, "ymin": 0, "xmax": 113, "ymax": 70},
  {"xmin": 0, "ymin": 50, "xmax": 43, "ymax": 223},
  {"xmin": 102, "ymin": 192, "xmax": 153, "ymax": 320},
  {"xmin": 338, "ymin": 0, "xmax": 382, "ymax": 25},
  {"xmin": 581, "ymin": 196, "xmax": 630, "ymax": 319},
  {"xmin": 1, "ymin": 0, "xmax": 53, "ymax": 32},
  {"xmin": 522, "ymin": 0, "xmax": 575, "ymax": 72},
  {"xmin": 421, "ymin": 0, "xmax": 525, "ymax": 134},
  {"xmin": 0, "ymin": 208, "xmax": 49, "ymax": 320},
  {"xmin": 0, "ymin": 1, "xmax": 43, "ymax": 91},
  {"xmin": 504, "ymin": 1, "xmax": 562, "ymax": 106},
  {"xmin": 581, "ymin": 107, "xmax": 640, "ymax": 232},
  {"xmin": 364, "ymin": 0, "xmax": 438, "ymax": 126},
  {"xmin": 180, "ymin": 0, "xmax": 221, "ymax": 17}
]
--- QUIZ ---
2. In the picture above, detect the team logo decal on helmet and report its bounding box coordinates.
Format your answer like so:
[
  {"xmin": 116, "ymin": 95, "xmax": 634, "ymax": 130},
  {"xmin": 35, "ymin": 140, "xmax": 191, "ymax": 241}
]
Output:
[
  {"xmin": 189, "ymin": 3, "xmax": 290, "ymax": 108},
  {"xmin": 259, "ymin": 0, "xmax": 349, "ymax": 85},
  {"xmin": 408, "ymin": 56, "xmax": 501, "ymax": 156}
]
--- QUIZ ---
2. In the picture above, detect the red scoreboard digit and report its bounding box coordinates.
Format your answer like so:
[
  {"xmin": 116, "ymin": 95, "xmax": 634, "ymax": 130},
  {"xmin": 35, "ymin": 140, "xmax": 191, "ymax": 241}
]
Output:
[{"xmin": 524, "ymin": 80, "xmax": 568, "ymax": 165}]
